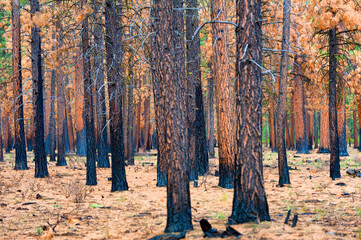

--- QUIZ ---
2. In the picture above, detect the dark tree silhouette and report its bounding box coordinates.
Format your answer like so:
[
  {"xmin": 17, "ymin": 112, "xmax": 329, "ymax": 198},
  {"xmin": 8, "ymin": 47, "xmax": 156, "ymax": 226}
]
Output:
[
  {"xmin": 328, "ymin": 27, "xmax": 341, "ymax": 180},
  {"xmin": 105, "ymin": 0, "xmax": 128, "ymax": 192},
  {"xmin": 31, "ymin": 0, "xmax": 48, "ymax": 178}
]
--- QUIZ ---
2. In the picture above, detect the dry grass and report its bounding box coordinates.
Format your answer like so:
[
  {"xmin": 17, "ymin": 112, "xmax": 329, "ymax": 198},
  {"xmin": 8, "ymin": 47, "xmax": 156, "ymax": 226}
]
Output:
[{"xmin": 0, "ymin": 148, "xmax": 361, "ymax": 239}]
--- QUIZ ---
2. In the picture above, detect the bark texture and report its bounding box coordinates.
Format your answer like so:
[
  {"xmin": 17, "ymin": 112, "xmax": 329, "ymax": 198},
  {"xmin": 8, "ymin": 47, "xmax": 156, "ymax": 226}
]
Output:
[
  {"xmin": 31, "ymin": 0, "xmax": 48, "ymax": 178},
  {"xmin": 211, "ymin": 0, "xmax": 235, "ymax": 189},
  {"xmin": 318, "ymin": 107, "xmax": 330, "ymax": 153},
  {"xmin": 151, "ymin": 0, "xmax": 193, "ymax": 233},
  {"xmin": 12, "ymin": 0, "xmax": 28, "ymax": 170},
  {"xmin": 328, "ymin": 27, "xmax": 341, "ymax": 180},
  {"xmin": 105, "ymin": 0, "xmax": 128, "ymax": 192},
  {"xmin": 276, "ymin": 0, "xmax": 291, "ymax": 185},
  {"xmin": 230, "ymin": 0, "xmax": 270, "ymax": 224}
]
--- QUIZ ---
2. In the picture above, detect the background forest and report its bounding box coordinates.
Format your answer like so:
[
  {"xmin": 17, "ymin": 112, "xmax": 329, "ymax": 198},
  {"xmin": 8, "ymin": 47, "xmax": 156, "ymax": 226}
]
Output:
[{"xmin": 0, "ymin": 0, "xmax": 361, "ymax": 239}]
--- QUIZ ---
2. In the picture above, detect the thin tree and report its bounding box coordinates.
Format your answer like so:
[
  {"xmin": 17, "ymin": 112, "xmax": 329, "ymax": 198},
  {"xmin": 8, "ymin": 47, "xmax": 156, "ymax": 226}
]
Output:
[
  {"xmin": 276, "ymin": 0, "xmax": 291, "ymax": 186},
  {"xmin": 12, "ymin": 0, "xmax": 28, "ymax": 170},
  {"xmin": 82, "ymin": 10, "xmax": 97, "ymax": 186},
  {"xmin": 30, "ymin": 0, "xmax": 48, "ymax": 178},
  {"xmin": 185, "ymin": 0, "xmax": 209, "ymax": 179},
  {"xmin": 230, "ymin": 0, "xmax": 270, "ymax": 223},
  {"xmin": 0, "ymin": 107, "xmax": 3, "ymax": 162},
  {"xmin": 105, "ymin": 0, "xmax": 128, "ymax": 192},
  {"xmin": 328, "ymin": 27, "xmax": 341, "ymax": 179}
]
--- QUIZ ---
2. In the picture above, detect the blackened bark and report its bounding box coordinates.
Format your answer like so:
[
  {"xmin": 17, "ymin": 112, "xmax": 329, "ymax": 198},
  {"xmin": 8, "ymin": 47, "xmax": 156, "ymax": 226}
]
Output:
[
  {"xmin": 49, "ymin": 70, "xmax": 56, "ymax": 162},
  {"xmin": 105, "ymin": 0, "xmax": 128, "ymax": 192},
  {"xmin": 230, "ymin": 0, "xmax": 270, "ymax": 224},
  {"xmin": 55, "ymin": 2, "xmax": 66, "ymax": 166},
  {"xmin": 186, "ymin": 0, "xmax": 208, "ymax": 177},
  {"xmin": 276, "ymin": 0, "xmax": 291, "ymax": 185},
  {"xmin": 290, "ymin": 93, "xmax": 295, "ymax": 149},
  {"xmin": 328, "ymin": 27, "xmax": 341, "ymax": 180},
  {"xmin": 212, "ymin": 0, "xmax": 234, "ymax": 189},
  {"xmin": 314, "ymin": 111, "xmax": 319, "ymax": 149},
  {"xmin": 207, "ymin": 60, "xmax": 215, "ymax": 158},
  {"xmin": 151, "ymin": 0, "xmax": 193, "ymax": 232},
  {"xmin": 318, "ymin": 107, "xmax": 330, "ymax": 153},
  {"xmin": 12, "ymin": 0, "xmax": 28, "ymax": 170},
  {"xmin": 143, "ymin": 94, "xmax": 151, "ymax": 151},
  {"xmin": 82, "ymin": 15, "xmax": 97, "ymax": 185},
  {"xmin": 31, "ymin": 0, "xmax": 48, "ymax": 178},
  {"xmin": 4, "ymin": 115, "xmax": 11, "ymax": 153}
]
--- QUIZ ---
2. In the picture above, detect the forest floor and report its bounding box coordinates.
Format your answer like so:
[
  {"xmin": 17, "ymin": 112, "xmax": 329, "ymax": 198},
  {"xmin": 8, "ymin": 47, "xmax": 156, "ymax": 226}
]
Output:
[{"xmin": 1, "ymin": 148, "xmax": 361, "ymax": 239}]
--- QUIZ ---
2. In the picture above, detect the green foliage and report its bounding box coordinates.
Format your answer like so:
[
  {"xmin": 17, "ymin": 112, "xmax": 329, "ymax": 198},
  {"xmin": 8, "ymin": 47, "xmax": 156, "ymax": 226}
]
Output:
[{"xmin": 89, "ymin": 203, "xmax": 102, "ymax": 208}]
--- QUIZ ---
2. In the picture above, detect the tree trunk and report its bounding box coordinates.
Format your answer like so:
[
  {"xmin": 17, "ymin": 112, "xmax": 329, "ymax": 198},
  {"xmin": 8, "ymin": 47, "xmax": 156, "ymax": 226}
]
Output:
[
  {"xmin": 4, "ymin": 114, "xmax": 11, "ymax": 153},
  {"xmin": 276, "ymin": 0, "xmax": 291, "ymax": 186},
  {"xmin": 105, "ymin": 0, "xmax": 128, "ymax": 192},
  {"xmin": 268, "ymin": 104, "xmax": 276, "ymax": 151},
  {"xmin": 186, "ymin": 0, "xmax": 208, "ymax": 177},
  {"xmin": 31, "ymin": 0, "xmax": 48, "ymax": 178},
  {"xmin": 211, "ymin": 0, "xmax": 234, "ymax": 189},
  {"xmin": 207, "ymin": 60, "xmax": 215, "ymax": 158},
  {"xmin": 328, "ymin": 27, "xmax": 341, "ymax": 179},
  {"xmin": 127, "ymin": 71, "xmax": 135, "ymax": 165},
  {"xmin": 65, "ymin": 92, "xmax": 75, "ymax": 153},
  {"xmin": 293, "ymin": 56, "xmax": 309, "ymax": 154},
  {"xmin": 82, "ymin": 14, "xmax": 97, "ymax": 186},
  {"xmin": 12, "ymin": 0, "xmax": 28, "ymax": 170},
  {"xmin": 230, "ymin": 0, "xmax": 270, "ymax": 223},
  {"xmin": 337, "ymin": 83, "xmax": 348, "ymax": 156},
  {"xmin": 314, "ymin": 111, "xmax": 319, "ymax": 149},
  {"xmin": 55, "ymin": 2, "xmax": 67, "ymax": 166},
  {"xmin": 49, "ymin": 70, "xmax": 56, "ymax": 162},
  {"xmin": 353, "ymin": 107, "xmax": 358, "ymax": 148},
  {"xmin": 151, "ymin": 0, "xmax": 193, "ymax": 232},
  {"xmin": 143, "ymin": 93, "xmax": 151, "ymax": 151}
]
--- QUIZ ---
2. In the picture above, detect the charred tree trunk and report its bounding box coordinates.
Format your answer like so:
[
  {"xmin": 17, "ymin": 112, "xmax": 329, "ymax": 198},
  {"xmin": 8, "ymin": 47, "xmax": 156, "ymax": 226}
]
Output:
[
  {"xmin": 293, "ymin": 56, "xmax": 309, "ymax": 154},
  {"xmin": 55, "ymin": 3, "xmax": 67, "ymax": 166},
  {"xmin": 4, "ymin": 114, "xmax": 11, "ymax": 153},
  {"xmin": 307, "ymin": 110, "xmax": 313, "ymax": 150},
  {"xmin": 105, "ymin": 0, "xmax": 128, "ymax": 192},
  {"xmin": 357, "ymin": 95, "xmax": 361, "ymax": 151},
  {"xmin": 49, "ymin": 70, "xmax": 56, "ymax": 162},
  {"xmin": 127, "ymin": 71, "xmax": 135, "ymax": 165},
  {"xmin": 151, "ymin": 0, "xmax": 193, "ymax": 232},
  {"xmin": 65, "ymin": 93, "xmax": 75, "ymax": 152},
  {"xmin": 212, "ymin": 0, "xmax": 235, "ymax": 189},
  {"xmin": 276, "ymin": 0, "xmax": 291, "ymax": 186},
  {"xmin": 92, "ymin": 2, "xmax": 109, "ymax": 168},
  {"xmin": 207, "ymin": 60, "xmax": 215, "ymax": 158},
  {"xmin": 269, "ymin": 102, "xmax": 276, "ymax": 152},
  {"xmin": 230, "ymin": 0, "xmax": 270, "ymax": 223},
  {"xmin": 143, "ymin": 93, "xmax": 151, "ymax": 151},
  {"xmin": 328, "ymin": 27, "xmax": 341, "ymax": 179},
  {"xmin": 12, "ymin": 0, "xmax": 28, "ymax": 170},
  {"xmin": 82, "ymin": 14, "xmax": 97, "ymax": 185},
  {"xmin": 186, "ymin": 0, "xmax": 208, "ymax": 177},
  {"xmin": 31, "ymin": 0, "xmax": 48, "ymax": 177}
]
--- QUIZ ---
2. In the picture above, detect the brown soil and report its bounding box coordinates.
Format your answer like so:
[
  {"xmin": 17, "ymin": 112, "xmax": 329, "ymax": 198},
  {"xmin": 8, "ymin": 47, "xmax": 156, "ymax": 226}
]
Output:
[{"xmin": 0, "ymin": 148, "xmax": 361, "ymax": 239}]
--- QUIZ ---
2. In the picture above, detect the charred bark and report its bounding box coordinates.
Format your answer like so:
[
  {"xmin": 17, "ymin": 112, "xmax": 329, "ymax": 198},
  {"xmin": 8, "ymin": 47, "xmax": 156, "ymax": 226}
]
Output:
[
  {"xmin": 82, "ymin": 14, "xmax": 97, "ymax": 185},
  {"xmin": 230, "ymin": 0, "xmax": 270, "ymax": 224},
  {"xmin": 12, "ymin": 0, "xmax": 28, "ymax": 170},
  {"xmin": 31, "ymin": 0, "xmax": 48, "ymax": 177},
  {"xmin": 207, "ymin": 60, "xmax": 215, "ymax": 158},
  {"xmin": 328, "ymin": 27, "xmax": 341, "ymax": 179},
  {"xmin": 276, "ymin": 0, "xmax": 291, "ymax": 185},
  {"xmin": 105, "ymin": 0, "xmax": 128, "ymax": 192}
]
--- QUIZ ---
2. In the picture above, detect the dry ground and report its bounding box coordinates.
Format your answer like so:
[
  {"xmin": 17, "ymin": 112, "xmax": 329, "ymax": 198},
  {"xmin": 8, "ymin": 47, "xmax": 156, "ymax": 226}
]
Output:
[{"xmin": 0, "ymin": 147, "xmax": 361, "ymax": 239}]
